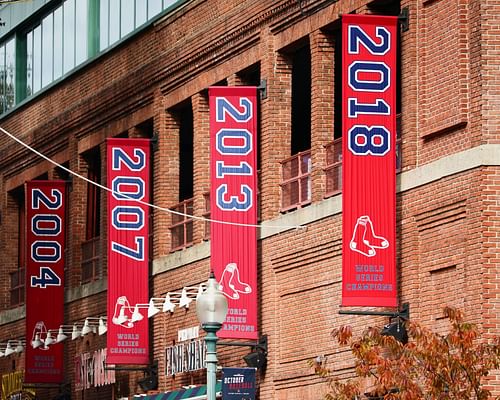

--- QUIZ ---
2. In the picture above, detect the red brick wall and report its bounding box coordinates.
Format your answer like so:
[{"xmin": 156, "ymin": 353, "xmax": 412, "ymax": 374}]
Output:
[{"xmin": 0, "ymin": 0, "xmax": 498, "ymax": 398}]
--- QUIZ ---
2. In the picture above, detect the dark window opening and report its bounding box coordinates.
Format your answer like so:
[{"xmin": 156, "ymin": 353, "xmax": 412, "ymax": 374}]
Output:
[
  {"xmin": 333, "ymin": 27, "xmax": 342, "ymax": 140},
  {"xmin": 11, "ymin": 189, "xmax": 25, "ymax": 307},
  {"xmin": 116, "ymin": 131, "xmax": 128, "ymax": 138},
  {"xmin": 178, "ymin": 102, "xmax": 193, "ymax": 201},
  {"xmin": 213, "ymin": 79, "xmax": 228, "ymax": 87},
  {"xmin": 136, "ymin": 118, "xmax": 155, "ymax": 138},
  {"xmin": 291, "ymin": 43, "xmax": 311, "ymax": 155},
  {"xmin": 85, "ymin": 149, "xmax": 101, "ymax": 240},
  {"xmin": 82, "ymin": 148, "xmax": 101, "ymax": 283},
  {"xmin": 367, "ymin": 0, "xmax": 401, "ymax": 16},
  {"xmin": 54, "ymin": 162, "xmax": 70, "ymax": 181},
  {"xmin": 169, "ymin": 103, "xmax": 194, "ymax": 251},
  {"xmin": 16, "ymin": 189, "xmax": 25, "ymax": 274},
  {"xmin": 34, "ymin": 172, "xmax": 48, "ymax": 180},
  {"xmin": 237, "ymin": 63, "xmax": 260, "ymax": 86},
  {"xmin": 279, "ymin": 42, "xmax": 312, "ymax": 212}
]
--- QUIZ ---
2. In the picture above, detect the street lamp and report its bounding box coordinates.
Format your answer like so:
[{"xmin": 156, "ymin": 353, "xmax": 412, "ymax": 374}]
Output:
[{"xmin": 196, "ymin": 271, "xmax": 228, "ymax": 400}]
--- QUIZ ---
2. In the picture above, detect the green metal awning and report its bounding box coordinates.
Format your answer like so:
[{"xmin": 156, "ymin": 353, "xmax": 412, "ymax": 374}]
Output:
[{"xmin": 134, "ymin": 382, "xmax": 222, "ymax": 400}]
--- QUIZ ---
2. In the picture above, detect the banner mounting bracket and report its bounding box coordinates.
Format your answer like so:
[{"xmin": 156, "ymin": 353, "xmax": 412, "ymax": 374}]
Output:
[
  {"xmin": 257, "ymin": 79, "xmax": 267, "ymax": 100},
  {"xmin": 338, "ymin": 302, "xmax": 410, "ymax": 320},
  {"xmin": 399, "ymin": 7, "xmax": 409, "ymax": 32}
]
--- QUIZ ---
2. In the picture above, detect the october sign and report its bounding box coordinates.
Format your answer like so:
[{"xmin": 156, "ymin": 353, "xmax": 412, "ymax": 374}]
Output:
[{"xmin": 342, "ymin": 14, "xmax": 398, "ymax": 307}]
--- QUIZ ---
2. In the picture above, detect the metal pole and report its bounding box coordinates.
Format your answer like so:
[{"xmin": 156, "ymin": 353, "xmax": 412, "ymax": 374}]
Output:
[
  {"xmin": 203, "ymin": 323, "xmax": 221, "ymax": 400},
  {"xmin": 338, "ymin": 303, "xmax": 410, "ymax": 320}
]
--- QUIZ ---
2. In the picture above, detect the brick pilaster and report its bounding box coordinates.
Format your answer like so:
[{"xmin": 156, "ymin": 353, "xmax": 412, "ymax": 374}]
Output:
[
  {"xmin": 153, "ymin": 97, "xmax": 180, "ymax": 256},
  {"xmin": 192, "ymin": 91, "xmax": 210, "ymax": 244},
  {"xmin": 259, "ymin": 28, "xmax": 292, "ymax": 219},
  {"xmin": 310, "ymin": 29, "xmax": 335, "ymax": 203}
]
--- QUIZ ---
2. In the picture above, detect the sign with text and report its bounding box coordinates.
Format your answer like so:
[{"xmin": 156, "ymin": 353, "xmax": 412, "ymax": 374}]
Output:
[
  {"xmin": 107, "ymin": 138, "xmax": 150, "ymax": 364},
  {"xmin": 222, "ymin": 367, "xmax": 256, "ymax": 400},
  {"xmin": 75, "ymin": 348, "xmax": 116, "ymax": 390},
  {"xmin": 178, "ymin": 326, "xmax": 200, "ymax": 342},
  {"xmin": 209, "ymin": 86, "xmax": 258, "ymax": 339},
  {"xmin": 342, "ymin": 14, "xmax": 398, "ymax": 307},
  {"xmin": 165, "ymin": 338, "xmax": 206, "ymax": 376},
  {"xmin": 25, "ymin": 180, "xmax": 66, "ymax": 383},
  {"xmin": 2, "ymin": 371, "xmax": 36, "ymax": 400}
]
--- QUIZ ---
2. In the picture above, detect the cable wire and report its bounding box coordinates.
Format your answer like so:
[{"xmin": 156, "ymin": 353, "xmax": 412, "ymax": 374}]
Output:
[
  {"xmin": 0, "ymin": 126, "xmax": 305, "ymax": 231},
  {"xmin": 0, "ymin": 0, "xmax": 33, "ymax": 4}
]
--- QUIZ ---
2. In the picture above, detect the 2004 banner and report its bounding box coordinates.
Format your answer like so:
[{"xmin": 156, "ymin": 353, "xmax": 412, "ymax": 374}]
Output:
[
  {"xmin": 25, "ymin": 180, "xmax": 66, "ymax": 383},
  {"xmin": 210, "ymin": 86, "xmax": 258, "ymax": 339},
  {"xmin": 342, "ymin": 14, "xmax": 398, "ymax": 307},
  {"xmin": 107, "ymin": 138, "xmax": 150, "ymax": 364}
]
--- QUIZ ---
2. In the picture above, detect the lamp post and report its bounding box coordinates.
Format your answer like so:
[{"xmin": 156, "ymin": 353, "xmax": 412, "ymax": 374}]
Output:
[{"xmin": 196, "ymin": 271, "xmax": 228, "ymax": 400}]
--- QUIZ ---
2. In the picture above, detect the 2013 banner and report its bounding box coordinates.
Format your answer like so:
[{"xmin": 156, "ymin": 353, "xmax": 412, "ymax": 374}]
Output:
[
  {"xmin": 341, "ymin": 14, "xmax": 398, "ymax": 307},
  {"xmin": 107, "ymin": 138, "xmax": 150, "ymax": 364},
  {"xmin": 25, "ymin": 180, "xmax": 66, "ymax": 383},
  {"xmin": 209, "ymin": 86, "xmax": 258, "ymax": 339}
]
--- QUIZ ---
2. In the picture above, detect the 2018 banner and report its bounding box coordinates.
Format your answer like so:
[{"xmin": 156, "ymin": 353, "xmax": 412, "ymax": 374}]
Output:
[
  {"xmin": 342, "ymin": 14, "xmax": 398, "ymax": 307},
  {"xmin": 210, "ymin": 86, "xmax": 258, "ymax": 339},
  {"xmin": 107, "ymin": 138, "xmax": 150, "ymax": 364},
  {"xmin": 25, "ymin": 180, "xmax": 66, "ymax": 383}
]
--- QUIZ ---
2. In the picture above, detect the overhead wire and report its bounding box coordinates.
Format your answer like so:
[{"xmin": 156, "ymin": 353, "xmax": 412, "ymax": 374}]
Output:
[
  {"xmin": 0, "ymin": 126, "xmax": 305, "ymax": 231},
  {"xmin": 0, "ymin": 0, "xmax": 33, "ymax": 4}
]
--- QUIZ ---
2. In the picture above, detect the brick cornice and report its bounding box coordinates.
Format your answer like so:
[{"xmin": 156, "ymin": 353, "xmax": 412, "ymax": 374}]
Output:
[{"xmin": 0, "ymin": 0, "xmax": 334, "ymax": 174}]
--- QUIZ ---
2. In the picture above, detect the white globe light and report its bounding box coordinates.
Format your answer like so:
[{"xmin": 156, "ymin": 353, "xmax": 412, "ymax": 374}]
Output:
[{"xmin": 196, "ymin": 272, "xmax": 228, "ymax": 326}]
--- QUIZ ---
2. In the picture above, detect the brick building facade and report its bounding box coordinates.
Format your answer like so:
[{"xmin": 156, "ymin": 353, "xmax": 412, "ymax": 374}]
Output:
[{"xmin": 0, "ymin": 0, "xmax": 498, "ymax": 399}]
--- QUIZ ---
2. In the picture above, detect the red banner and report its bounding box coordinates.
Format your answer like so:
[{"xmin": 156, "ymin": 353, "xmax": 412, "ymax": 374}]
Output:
[
  {"xmin": 25, "ymin": 181, "xmax": 66, "ymax": 383},
  {"xmin": 107, "ymin": 138, "xmax": 150, "ymax": 364},
  {"xmin": 342, "ymin": 15, "xmax": 398, "ymax": 307},
  {"xmin": 210, "ymin": 86, "xmax": 258, "ymax": 339}
]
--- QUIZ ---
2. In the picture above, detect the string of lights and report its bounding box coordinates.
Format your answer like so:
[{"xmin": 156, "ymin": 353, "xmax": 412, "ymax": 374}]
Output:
[
  {"xmin": 0, "ymin": 285, "xmax": 204, "ymax": 355},
  {"xmin": 22, "ymin": 285, "xmax": 204, "ymax": 352}
]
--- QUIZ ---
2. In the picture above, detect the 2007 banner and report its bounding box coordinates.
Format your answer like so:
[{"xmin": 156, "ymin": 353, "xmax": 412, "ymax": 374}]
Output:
[
  {"xmin": 342, "ymin": 14, "xmax": 398, "ymax": 307},
  {"xmin": 25, "ymin": 180, "xmax": 66, "ymax": 383},
  {"xmin": 210, "ymin": 86, "xmax": 258, "ymax": 339},
  {"xmin": 107, "ymin": 138, "xmax": 150, "ymax": 364}
]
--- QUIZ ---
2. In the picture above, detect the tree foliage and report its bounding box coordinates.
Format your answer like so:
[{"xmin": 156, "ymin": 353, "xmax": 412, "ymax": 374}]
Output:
[{"xmin": 310, "ymin": 307, "xmax": 500, "ymax": 400}]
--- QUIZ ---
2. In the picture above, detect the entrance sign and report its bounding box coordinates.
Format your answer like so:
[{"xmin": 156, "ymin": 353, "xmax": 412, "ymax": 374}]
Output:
[
  {"xmin": 165, "ymin": 338, "xmax": 206, "ymax": 376},
  {"xmin": 107, "ymin": 138, "xmax": 150, "ymax": 364},
  {"xmin": 209, "ymin": 87, "xmax": 258, "ymax": 339},
  {"xmin": 25, "ymin": 180, "xmax": 66, "ymax": 383},
  {"xmin": 342, "ymin": 14, "xmax": 398, "ymax": 307}
]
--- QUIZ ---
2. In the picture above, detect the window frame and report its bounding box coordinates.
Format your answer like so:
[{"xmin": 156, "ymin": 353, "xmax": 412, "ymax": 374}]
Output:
[
  {"xmin": 81, "ymin": 150, "xmax": 101, "ymax": 283},
  {"xmin": 10, "ymin": 190, "xmax": 26, "ymax": 307},
  {"xmin": 0, "ymin": 0, "xmax": 188, "ymax": 116}
]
